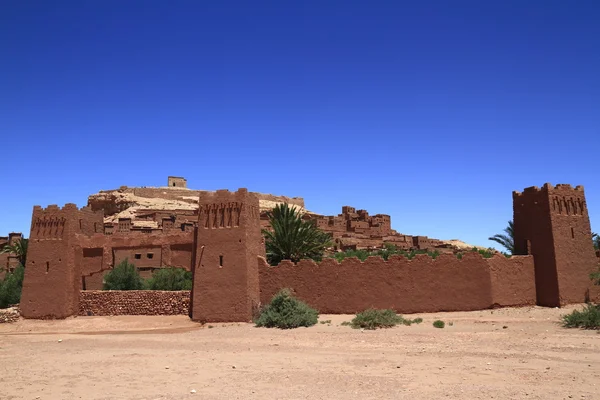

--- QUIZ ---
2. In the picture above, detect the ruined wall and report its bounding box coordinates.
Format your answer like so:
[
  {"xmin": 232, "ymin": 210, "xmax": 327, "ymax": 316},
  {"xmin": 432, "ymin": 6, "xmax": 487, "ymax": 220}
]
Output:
[
  {"xmin": 259, "ymin": 252, "xmax": 533, "ymax": 314},
  {"xmin": 513, "ymin": 183, "xmax": 599, "ymax": 306},
  {"xmin": 167, "ymin": 176, "xmax": 187, "ymax": 188},
  {"xmin": 191, "ymin": 189, "xmax": 262, "ymax": 322},
  {"xmin": 79, "ymin": 290, "xmax": 190, "ymax": 316}
]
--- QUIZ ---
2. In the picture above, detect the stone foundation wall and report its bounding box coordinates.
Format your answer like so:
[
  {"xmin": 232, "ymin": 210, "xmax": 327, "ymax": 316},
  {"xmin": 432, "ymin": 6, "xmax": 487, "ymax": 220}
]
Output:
[{"xmin": 79, "ymin": 290, "xmax": 190, "ymax": 316}]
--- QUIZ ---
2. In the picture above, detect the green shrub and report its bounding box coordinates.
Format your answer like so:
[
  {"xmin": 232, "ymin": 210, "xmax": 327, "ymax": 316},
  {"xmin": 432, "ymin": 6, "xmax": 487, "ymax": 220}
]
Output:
[
  {"xmin": 103, "ymin": 259, "xmax": 144, "ymax": 290},
  {"xmin": 350, "ymin": 309, "xmax": 404, "ymax": 330},
  {"xmin": 433, "ymin": 320, "xmax": 445, "ymax": 328},
  {"xmin": 144, "ymin": 267, "xmax": 192, "ymax": 290},
  {"xmin": 0, "ymin": 265, "xmax": 25, "ymax": 308},
  {"xmin": 590, "ymin": 268, "xmax": 600, "ymax": 286},
  {"xmin": 255, "ymin": 289, "xmax": 318, "ymax": 329},
  {"xmin": 412, "ymin": 317, "xmax": 423, "ymax": 324},
  {"xmin": 332, "ymin": 246, "xmax": 440, "ymax": 262},
  {"xmin": 561, "ymin": 304, "xmax": 600, "ymax": 329}
]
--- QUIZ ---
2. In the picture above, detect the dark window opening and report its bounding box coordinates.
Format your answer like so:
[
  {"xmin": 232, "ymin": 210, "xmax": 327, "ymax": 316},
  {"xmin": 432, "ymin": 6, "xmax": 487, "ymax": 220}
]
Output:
[
  {"xmin": 173, "ymin": 183, "xmax": 176, "ymax": 187},
  {"xmin": 46, "ymin": 262, "xmax": 50, "ymax": 273},
  {"xmin": 147, "ymin": 253, "xmax": 154, "ymax": 259},
  {"xmin": 571, "ymin": 227, "xmax": 575, "ymax": 238},
  {"xmin": 219, "ymin": 255, "xmax": 223, "ymax": 266},
  {"xmin": 134, "ymin": 253, "xmax": 141, "ymax": 259}
]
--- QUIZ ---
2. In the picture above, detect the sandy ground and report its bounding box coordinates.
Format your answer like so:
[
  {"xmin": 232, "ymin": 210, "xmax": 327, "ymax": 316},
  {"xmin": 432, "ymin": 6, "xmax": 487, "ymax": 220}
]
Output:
[{"xmin": 1, "ymin": 305, "xmax": 599, "ymax": 400}]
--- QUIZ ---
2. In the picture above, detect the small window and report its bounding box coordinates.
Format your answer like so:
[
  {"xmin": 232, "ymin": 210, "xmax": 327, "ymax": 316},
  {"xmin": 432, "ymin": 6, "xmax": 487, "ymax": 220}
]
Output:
[
  {"xmin": 219, "ymin": 255, "xmax": 223, "ymax": 266},
  {"xmin": 571, "ymin": 227, "xmax": 575, "ymax": 239},
  {"xmin": 134, "ymin": 253, "xmax": 141, "ymax": 259},
  {"xmin": 147, "ymin": 253, "xmax": 154, "ymax": 259},
  {"xmin": 46, "ymin": 262, "xmax": 50, "ymax": 273}
]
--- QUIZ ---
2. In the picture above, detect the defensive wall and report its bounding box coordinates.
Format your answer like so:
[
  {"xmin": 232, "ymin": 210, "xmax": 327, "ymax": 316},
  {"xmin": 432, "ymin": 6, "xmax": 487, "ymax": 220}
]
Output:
[
  {"xmin": 259, "ymin": 253, "xmax": 536, "ymax": 314},
  {"xmin": 18, "ymin": 183, "xmax": 600, "ymax": 322}
]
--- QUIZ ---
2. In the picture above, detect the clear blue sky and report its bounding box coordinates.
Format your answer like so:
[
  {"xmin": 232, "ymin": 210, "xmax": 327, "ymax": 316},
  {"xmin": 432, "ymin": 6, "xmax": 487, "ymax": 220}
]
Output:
[{"xmin": 1, "ymin": 1, "xmax": 599, "ymax": 248}]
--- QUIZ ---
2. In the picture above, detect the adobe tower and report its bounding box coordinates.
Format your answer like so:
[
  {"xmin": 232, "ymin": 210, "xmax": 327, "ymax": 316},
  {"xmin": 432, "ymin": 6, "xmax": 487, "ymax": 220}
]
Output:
[
  {"xmin": 190, "ymin": 189, "xmax": 262, "ymax": 322},
  {"xmin": 513, "ymin": 183, "xmax": 599, "ymax": 306},
  {"xmin": 20, "ymin": 204, "xmax": 103, "ymax": 318}
]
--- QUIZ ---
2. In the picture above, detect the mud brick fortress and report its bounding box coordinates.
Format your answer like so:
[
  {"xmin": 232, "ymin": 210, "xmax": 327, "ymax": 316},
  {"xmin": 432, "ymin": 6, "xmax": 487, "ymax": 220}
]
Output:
[{"xmin": 17, "ymin": 181, "xmax": 600, "ymax": 322}]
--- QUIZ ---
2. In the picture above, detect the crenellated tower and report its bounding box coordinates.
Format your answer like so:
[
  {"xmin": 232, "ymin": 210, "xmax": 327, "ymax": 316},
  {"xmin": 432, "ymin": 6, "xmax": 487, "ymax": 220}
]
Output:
[
  {"xmin": 20, "ymin": 204, "xmax": 104, "ymax": 318},
  {"xmin": 513, "ymin": 183, "xmax": 599, "ymax": 306},
  {"xmin": 190, "ymin": 189, "xmax": 262, "ymax": 322}
]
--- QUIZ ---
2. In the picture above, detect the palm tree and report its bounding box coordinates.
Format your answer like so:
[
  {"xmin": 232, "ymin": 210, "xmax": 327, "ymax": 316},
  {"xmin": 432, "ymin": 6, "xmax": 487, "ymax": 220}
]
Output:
[
  {"xmin": 263, "ymin": 203, "xmax": 333, "ymax": 265},
  {"xmin": 488, "ymin": 221, "xmax": 514, "ymax": 255},
  {"xmin": 0, "ymin": 238, "xmax": 29, "ymax": 267},
  {"xmin": 593, "ymin": 232, "xmax": 600, "ymax": 250}
]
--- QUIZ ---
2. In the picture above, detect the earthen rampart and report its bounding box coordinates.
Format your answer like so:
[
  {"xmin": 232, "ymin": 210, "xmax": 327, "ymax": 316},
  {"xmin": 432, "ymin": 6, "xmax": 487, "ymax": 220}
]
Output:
[
  {"xmin": 79, "ymin": 290, "xmax": 190, "ymax": 316},
  {"xmin": 259, "ymin": 252, "xmax": 536, "ymax": 314}
]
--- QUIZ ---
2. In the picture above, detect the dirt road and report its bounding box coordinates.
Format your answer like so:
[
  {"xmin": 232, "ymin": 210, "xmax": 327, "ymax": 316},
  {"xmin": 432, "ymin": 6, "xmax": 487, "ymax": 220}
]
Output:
[{"xmin": 1, "ymin": 305, "xmax": 598, "ymax": 399}]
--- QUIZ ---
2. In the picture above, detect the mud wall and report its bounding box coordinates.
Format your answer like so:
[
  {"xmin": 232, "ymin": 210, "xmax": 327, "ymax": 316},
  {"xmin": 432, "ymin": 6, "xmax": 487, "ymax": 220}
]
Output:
[
  {"xmin": 79, "ymin": 290, "xmax": 190, "ymax": 316},
  {"xmin": 259, "ymin": 253, "xmax": 536, "ymax": 314},
  {"xmin": 488, "ymin": 255, "xmax": 536, "ymax": 307}
]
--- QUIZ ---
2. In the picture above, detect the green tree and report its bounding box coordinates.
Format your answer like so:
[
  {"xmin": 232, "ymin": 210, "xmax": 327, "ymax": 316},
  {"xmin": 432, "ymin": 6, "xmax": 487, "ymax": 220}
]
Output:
[
  {"xmin": 0, "ymin": 238, "xmax": 29, "ymax": 269},
  {"xmin": 103, "ymin": 259, "xmax": 144, "ymax": 290},
  {"xmin": 263, "ymin": 203, "xmax": 332, "ymax": 265},
  {"xmin": 0, "ymin": 264, "xmax": 25, "ymax": 308},
  {"xmin": 488, "ymin": 220, "xmax": 514, "ymax": 255},
  {"xmin": 592, "ymin": 232, "xmax": 599, "ymax": 250},
  {"xmin": 144, "ymin": 267, "xmax": 193, "ymax": 290}
]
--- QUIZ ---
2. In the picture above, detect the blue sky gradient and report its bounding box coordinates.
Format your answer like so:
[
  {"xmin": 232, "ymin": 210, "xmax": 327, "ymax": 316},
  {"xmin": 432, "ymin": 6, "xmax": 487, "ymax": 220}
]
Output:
[{"xmin": 1, "ymin": 1, "xmax": 599, "ymax": 248}]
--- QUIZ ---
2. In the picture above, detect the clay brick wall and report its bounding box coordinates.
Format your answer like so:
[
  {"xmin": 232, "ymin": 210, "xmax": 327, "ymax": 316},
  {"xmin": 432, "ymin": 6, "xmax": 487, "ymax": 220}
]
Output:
[
  {"xmin": 79, "ymin": 290, "xmax": 190, "ymax": 316},
  {"xmin": 488, "ymin": 255, "xmax": 537, "ymax": 307},
  {"xmin": 77, "ymin": 231, "xmax": 195, "ymax": 290},
  {"xmin": 259, "ymin": 252, "xmax": 535, "ymax": 314}
]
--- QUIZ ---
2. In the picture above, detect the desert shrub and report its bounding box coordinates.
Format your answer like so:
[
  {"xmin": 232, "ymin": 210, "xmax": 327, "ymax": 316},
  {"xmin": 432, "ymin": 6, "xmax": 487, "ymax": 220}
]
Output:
[
  {"xmin": 332, "ymin": 245, "xmax": 440, "ymax": 262},
  {"xmin": 457, "ymin": 247, "xmax": 496, "ymax": 259},
  {"xmin": 332, "ymin": 249, "xmax": 372, "ymax": 262},
  {"xmin": 144, "ymin": 267, "xmax": 192, "ymax": 290},
  {"xmin": 561, "ymin": 304, "xmax": 600, "ymax": 330},
  {"xmin": 103, "ymin": 259, "xmax": 144, "ymax": 290},
  {"xmin": 254, "ymin": 289, "xmax": 318, "ymax": 329},
  {"xmin": 412, "ymin": 317, "xmax": 423, "ymax": 324},
  {"xmin": 433, "ymin": 320, "xmax": 445, "ymax": 328},
  {"xmin": 590, "ymin": 268, "xmax": 600, "ymax": 286},
  {"xmin": 350, "ymin": 308, "xmax": 404, "ymax": 330},
  {"xmin": 0, "ymin": 264, "xmax": 25, "ymax": 308}
]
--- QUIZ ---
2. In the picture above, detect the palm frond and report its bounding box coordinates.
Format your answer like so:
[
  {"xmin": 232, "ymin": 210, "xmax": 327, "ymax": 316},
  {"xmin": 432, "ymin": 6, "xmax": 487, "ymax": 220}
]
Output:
[
  {"xmin": 488, "ymin": 220, "xmax": 514, "ymax": 254},
  {"xmin": 263, "ymin": 203, "xmax": 331, "ymax": 265}
]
